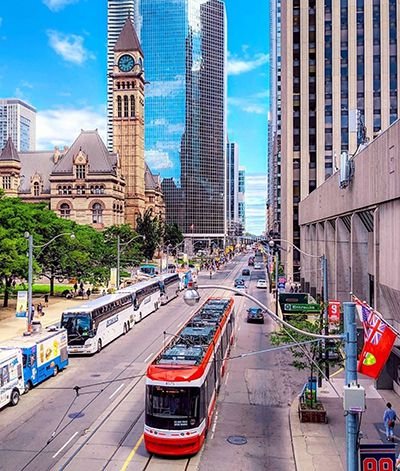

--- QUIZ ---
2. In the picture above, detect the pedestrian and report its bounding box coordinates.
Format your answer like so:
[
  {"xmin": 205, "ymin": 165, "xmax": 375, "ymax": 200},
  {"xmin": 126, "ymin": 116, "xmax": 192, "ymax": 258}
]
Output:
[
  {"xmin": 79, "ymin": 281, "xmax": 84, "ymax": 291},
  {"xmin": 209, "ymin": 270, "xmax": 212, "ymax": 279},
  {"xmin": 384, "ymin": 402, "xmax": 397, "ymax": 442},
  {"xmin": 44, "ymin": 294, "xmax": 49, "ymax": 307},
  {"xmin": 30, "ymin": 304, "xmax": 35, "ymax": 320},
  {"xmin": 73, "ymin": 282, "xmax": 78, "ymax": 293},
  {"xmin": 86, "ymin": 288, "xmax": 91, "ymax": 299},
  {"xmin": 37, "ymin": 302, "xmax": 43, "ymax": 317}
]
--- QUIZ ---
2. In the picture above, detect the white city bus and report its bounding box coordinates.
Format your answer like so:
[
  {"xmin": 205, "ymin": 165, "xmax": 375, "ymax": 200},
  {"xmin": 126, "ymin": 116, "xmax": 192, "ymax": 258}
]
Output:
[
  {"xmin": 158, "ymin": 273, "xmax": 180, "ymax": 305},
  {"xmin": 61, "ymin": 292, "xmax": 136, "ymax": 354},
  {"xmin": 118, "ymin": 278, "xmax": 162, "ymax": 322}
]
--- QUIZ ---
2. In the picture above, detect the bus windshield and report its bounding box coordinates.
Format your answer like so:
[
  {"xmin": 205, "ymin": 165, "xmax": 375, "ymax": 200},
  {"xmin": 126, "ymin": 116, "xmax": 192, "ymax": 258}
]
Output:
[
  {"xmin": 61, "ymin": 313, "xmax": 93, "ymax": 338},
  {"xmin": 147, "ymin": 386, "xmax": 199, "ymax": 419},
  {"xmin": 140, "ymin": 265, "xmax": 157, "ymax": 276}
]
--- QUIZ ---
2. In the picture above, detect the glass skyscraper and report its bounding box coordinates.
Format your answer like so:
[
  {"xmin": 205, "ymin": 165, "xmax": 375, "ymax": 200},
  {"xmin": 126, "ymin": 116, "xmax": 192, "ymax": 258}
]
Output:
[
  {"xmin": 0, "ymin": 99, "xmax": 36, "ymax": 152},
  {"xmin": 138, "ymin": 0, "xmax": 227, "ymax": 237}
]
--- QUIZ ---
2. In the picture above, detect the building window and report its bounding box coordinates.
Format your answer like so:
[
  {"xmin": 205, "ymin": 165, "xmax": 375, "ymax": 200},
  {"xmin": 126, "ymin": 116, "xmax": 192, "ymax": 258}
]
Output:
[
  {"xmin": 92, "ymin": 203, "xmax": 103, "ymax": 224},
  {"xmin": 117, "ymin": 96, "xmax": 122, "ymax": 118},
  {"xmin": 2, "ymin": 176, "xmax": 11, "ymax": 190},
  {"xmin": 124, "ymin": 96, "xmax": 129, "ymax": 117},
  {"xmin": 60, "ymin": 203, "xmax": 71, "ymax": 219},
  {"xmin": 130, "ymin": 96, "xmax": 135, "ymax": 117},
  {"xmin": 33, "ymin": 182, "xmax": 40, "ymax": 196},
  {"xmin": 76, "ymin": 165, "xmax": 86, "ymax": 179}
]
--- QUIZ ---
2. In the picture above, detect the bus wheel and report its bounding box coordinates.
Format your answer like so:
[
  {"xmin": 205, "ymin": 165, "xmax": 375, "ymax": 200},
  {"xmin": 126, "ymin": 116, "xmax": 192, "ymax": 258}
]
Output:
[
  {"xmin": 53, "ymin": 365, "xmax": 59, "ymax": 377},
  {"xmin": 10, "ymin": 389, "xmax": 20, "ymax": 406},
  {"xmin": 97, "ymin": 339, "xmax": 102, "ymax": 352},
  {"xmin": 25, "ymin": 381, "xmax": 33, "ymax": 393}
]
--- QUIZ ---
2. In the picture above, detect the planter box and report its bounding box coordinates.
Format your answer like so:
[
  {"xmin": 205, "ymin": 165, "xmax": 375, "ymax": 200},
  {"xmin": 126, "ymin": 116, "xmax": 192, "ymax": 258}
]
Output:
[{"xmin": 298, "ymin": 401, "xmax": 328, "ymax": 424}]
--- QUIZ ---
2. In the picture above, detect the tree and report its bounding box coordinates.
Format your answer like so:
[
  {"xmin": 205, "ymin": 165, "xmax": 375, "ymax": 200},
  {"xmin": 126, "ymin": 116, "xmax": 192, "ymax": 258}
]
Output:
[
  {"xmin": 163, "ymin": 222, "xmax": 183, "ymax": 251},
  {"xmin": 136, "ymin": 209, "xmax": 163, "ymax": 259}
]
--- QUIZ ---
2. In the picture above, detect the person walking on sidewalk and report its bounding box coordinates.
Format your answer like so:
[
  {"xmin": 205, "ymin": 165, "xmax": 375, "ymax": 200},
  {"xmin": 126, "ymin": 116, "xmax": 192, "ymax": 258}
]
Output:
[{"xmin": 384, "ymin": 402, "xmax": 397, "ymax": 441}]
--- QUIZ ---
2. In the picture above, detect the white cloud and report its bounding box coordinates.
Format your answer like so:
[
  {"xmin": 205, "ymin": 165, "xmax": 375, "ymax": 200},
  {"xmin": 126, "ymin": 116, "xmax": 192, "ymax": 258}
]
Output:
[
  {"xmin": 145, "ymin": 149, "xmax": 173, "ymax": 170},
  {"xmin": 47, "ymin": 30, "xmax": 94, "ymax": 65},
  {"xmin": 227, "ymin": 53, "xmax": 269, "ymax": 76},
  {"xmin": 36, "ymin": 106, "xmax": 106, "ymax": 149},
  {"xmin": 243, "ymin": 105, "xmax": 266, "ymax": 115},
  {"xmin": 146, "ymin": 76, "xmax": 184, "ymax": 98},
  {"xmin": 229, "ymin": 93, "xmax": 267, "ymax": 115},
  {"xmin": 43, "ymin": 0, "xmax": 78, "ymax": 11},
  {"xmin": 150, "ymin": 118, "xmax": 168, "ymax": 126}
]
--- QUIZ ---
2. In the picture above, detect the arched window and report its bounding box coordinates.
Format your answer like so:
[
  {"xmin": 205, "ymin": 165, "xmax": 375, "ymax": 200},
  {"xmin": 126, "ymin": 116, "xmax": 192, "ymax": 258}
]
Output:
[
  {"xmin": 130, "ymin": 96, "xmax": 135, "ymax": 117},
  {"xmin": 124, "ymin": 96, "xmax": 129, "ymax": 117},
  {"xmin": 60, "ymin": 203, "xmax": 71, "ymax": 219},
  {"xmin": 33, "ymin": 182, "xmax": 40, "ymax": 196},
  {"xmin": 117, "ymin": 96, "xmax": 122, "ymax": 118},
  {"xmin": 92, "ymin": 203, "xmax": 103, "ymax": 224}
]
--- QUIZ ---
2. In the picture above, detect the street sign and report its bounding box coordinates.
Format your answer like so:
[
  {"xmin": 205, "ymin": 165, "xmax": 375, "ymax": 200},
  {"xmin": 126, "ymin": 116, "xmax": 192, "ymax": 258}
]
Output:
[
  {"xmin": 359, "ymin": 443, "xmax": 396, "ymax": 471},
  {"xmin": 328, "ymin": 301, "xmax": 341, "ymax": 323},
  {"xmin": 283, "ymin": 303, "xmax": 322, "ymax": 313}
]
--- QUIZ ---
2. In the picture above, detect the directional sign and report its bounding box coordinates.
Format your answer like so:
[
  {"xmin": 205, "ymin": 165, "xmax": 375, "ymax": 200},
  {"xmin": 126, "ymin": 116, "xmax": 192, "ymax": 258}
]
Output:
[
  {"xmin": 283, "ymin": 303, "xmax": 322, "ymax": 313},
  {"xmin": 359, "ymin": 443, "xmax": 396, "ymax": 471}
]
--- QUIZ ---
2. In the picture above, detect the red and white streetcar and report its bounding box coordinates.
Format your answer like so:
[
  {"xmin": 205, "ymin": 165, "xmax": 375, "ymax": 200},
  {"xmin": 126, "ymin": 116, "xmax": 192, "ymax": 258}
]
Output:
[{"xmin": 144, "ymin": 297, "xmax": 236, "ymax": 456}]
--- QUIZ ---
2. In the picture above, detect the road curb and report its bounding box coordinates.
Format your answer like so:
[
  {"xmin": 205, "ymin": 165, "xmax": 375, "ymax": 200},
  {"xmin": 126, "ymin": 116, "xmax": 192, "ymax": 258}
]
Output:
[{"xmin": 290, "ymin": 396, "xmax": 315, "ymax": 471}]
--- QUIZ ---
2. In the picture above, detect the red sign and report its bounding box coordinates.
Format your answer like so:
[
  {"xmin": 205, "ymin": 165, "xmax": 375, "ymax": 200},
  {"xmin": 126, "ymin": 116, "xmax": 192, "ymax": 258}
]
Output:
[
  {"xmin": 359, "ymin": 443, "xmax": 396, "ymax": 471},
  {"xmin": 328, "ymin": 301, "xmax": 341, "ymax": 323}
]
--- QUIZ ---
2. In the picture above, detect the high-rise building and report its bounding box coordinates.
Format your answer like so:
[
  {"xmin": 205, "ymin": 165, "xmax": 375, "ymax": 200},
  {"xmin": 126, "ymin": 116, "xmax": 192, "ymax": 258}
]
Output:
[
  {"xmin": 238, "ymin": 167, "xmax": 245, "ymax": 229},
  {"xmin": 139, "ymin": 0, "xmax": 227, "ymax": 239},
  {"xmin": 0, "ymin": 99, "xmax": 36, "ymax": 152},
  {"xmin": 226, "ymin": 142, "xmax": 239, "ymax": 227},
  {"xmin": 107, "ymin": 0, "xmax": 135, "ymax": 151},
  {"xmin": 279, "ymin": 0, "xmax": 399, "ymax": 279},
  {"xmin": 267, "ymin": 0, "xmax": 281, "ymax": 236}
]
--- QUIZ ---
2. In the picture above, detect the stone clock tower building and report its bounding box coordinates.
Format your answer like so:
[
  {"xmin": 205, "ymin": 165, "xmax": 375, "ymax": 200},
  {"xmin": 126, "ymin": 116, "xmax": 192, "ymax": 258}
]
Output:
[{"xmin": 112, "ymin": 17, "xmax": 146, "ymax": 226}]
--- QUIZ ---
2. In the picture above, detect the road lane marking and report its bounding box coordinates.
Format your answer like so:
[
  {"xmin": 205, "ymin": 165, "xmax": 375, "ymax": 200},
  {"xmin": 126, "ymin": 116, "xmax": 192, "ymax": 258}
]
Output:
[
  {"xmin": 144, "ymin": 352, "xmax": 154, "ymax": 363},
  {"xmin": 120, "ymin": 434, "xmax": 144, "ymax": 471},
  {"xmin": 211, "ymin": 412, "xmax": 219, "ymax": 440},
  {"xmin": 52, "ymin": 432, "xmax": 78, "ymax": 459},
  {"xmin": 109, "ymin": 383, "xmax": 125, "ymax": 400},
  {"xmin": 224, "ymin": 372, "xmax": 230, "ymax": 386},
  {"xmin": 177, "ymin": 320, "xmax": 184, "ymax": 328}
]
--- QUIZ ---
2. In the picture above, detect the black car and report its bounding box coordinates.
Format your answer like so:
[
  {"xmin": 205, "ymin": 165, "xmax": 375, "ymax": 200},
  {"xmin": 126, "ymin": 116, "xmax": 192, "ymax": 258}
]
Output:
[
  {"xmin": 234, "ymin": 278, "xmax": 245, "ymax": 287},
  {"xmin": 247, "ymin": 307, "xmax": 265, "ymax": 324}
]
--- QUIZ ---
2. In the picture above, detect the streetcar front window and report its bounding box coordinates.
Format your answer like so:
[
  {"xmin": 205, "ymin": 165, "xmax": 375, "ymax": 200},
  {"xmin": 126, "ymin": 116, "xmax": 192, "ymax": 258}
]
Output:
[
  {"xmin": 61, "ymin": 313, "xmax": 93, "ymax": 337},
  {"xmin": 147, "ymin": 386, "xmax": 199, "ymax": 419}
]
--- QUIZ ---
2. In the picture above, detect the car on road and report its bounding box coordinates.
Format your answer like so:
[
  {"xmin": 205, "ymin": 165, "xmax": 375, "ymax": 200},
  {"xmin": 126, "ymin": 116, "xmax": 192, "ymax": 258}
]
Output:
[
  {"xmin": 254, "ymin": 263, "xmax": 262, "ymax": 270},
  {"xmin": 241, "ymin": 268, "xmax": 251, "ymax": 281},
  {"xmin": 234, "ymin": 278, "xmax": 246, "ymax": 295},
  {"xmin": 256, "ymin": 279, "xmax": 267, "ymax": 289},
  {"xmin": 248, "ymin": 257, "xmax": 255, "ymax": 266},
  {"xmin": 246, "ymin": 307, "xmax": 265, "ymax": 324}
]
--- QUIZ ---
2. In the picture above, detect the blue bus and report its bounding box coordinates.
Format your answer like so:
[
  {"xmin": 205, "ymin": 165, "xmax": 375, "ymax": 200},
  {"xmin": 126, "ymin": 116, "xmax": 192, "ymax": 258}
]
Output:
[
  {"xmin": 0, "ymin": 327, "xmax": 68, "ymax": 391},
  {"xmin": 138, "ymin": 264, "xmax": 158, "ymax": 277}
]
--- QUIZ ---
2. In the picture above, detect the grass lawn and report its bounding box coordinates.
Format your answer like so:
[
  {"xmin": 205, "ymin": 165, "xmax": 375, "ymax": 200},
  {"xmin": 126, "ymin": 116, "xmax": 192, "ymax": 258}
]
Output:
[{"xmin": 7, "ymin": 284, "xmax": 74, "ymax": 296}]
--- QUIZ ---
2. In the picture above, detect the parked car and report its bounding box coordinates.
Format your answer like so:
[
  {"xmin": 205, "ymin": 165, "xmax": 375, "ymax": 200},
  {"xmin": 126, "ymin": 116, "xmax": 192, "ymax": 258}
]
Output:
[
  {"xmin": 247, "ymin": 307, "xmax": 265, "ymax": 324},
  {"xmin": 235, "ymin": 284, "xmax": 247, "ymax": 295},
  {"xmin": 256, "ymin": 279, "xmax": 267, "ymax": 289},
  {"xmin": 254, "ymin": 263, "xmax": 262, "ymax": 270}
]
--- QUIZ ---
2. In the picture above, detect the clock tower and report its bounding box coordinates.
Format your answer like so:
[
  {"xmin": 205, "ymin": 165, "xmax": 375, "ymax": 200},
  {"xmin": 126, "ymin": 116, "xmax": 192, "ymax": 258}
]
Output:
[{"xmin": 112, "ymin": 17, "xmax": 146, "ymax": 226}]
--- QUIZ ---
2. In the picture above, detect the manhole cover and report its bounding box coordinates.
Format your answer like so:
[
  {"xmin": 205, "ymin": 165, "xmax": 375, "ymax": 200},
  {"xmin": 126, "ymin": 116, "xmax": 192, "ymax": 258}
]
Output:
[
  {"xmin": 68, "ymin": 412, "xmax": 85, "ymax": 419},
  {"xmin": 227, "ymin": 435, "xmax": 247, "ymax": 445},
  {"xmin": 91, "ymin": 374, "xmax": 101, "ymax": 377}
]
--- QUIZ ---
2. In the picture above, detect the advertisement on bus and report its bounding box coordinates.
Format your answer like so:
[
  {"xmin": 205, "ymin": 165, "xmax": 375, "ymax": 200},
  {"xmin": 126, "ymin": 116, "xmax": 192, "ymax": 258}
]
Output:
[{"xmin": 37, "ymin": 331, "xmax": 68, "ymax": 367}]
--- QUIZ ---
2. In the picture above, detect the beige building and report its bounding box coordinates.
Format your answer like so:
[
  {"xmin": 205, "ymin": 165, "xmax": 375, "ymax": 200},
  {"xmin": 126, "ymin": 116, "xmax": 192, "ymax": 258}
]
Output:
[
  {"xmin": 277, "ymin": 1, "xmax": 399, "ymax": 280},
  {"xmin": 299, "ymin": 118, "xmax": 400, "ymax": 390}
]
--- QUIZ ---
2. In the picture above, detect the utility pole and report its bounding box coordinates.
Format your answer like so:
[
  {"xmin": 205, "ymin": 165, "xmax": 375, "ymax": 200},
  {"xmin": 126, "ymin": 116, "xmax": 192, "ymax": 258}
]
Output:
[
  {"xmin": 344, "ymin": 302, "xmax": 358, "ymax": 471},
  {"xmin": 117, "ymin": 235, "xmax": 121, "ymax": 289},
  {"xmin": 322, "ymin": 255, "xmax": 329, "ymax": 379},
  {"xmin": 27, "ymin": 233, "xmax": 33, "ymax": 333}
]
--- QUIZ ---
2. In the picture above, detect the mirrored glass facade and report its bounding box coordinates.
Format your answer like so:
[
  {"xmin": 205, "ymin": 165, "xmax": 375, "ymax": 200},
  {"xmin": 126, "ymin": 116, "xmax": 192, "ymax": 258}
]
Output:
[{"xmin": 138, "ymin": 0, "xmax": 227, "ymax": 236}]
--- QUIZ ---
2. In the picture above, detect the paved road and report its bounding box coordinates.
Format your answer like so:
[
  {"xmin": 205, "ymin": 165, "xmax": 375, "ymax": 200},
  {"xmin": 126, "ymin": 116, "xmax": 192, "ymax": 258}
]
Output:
[
  {"xmin": 0, "ymin": 257, "xmax": 245, "ymax": 471},
  {"xmin": 199, "ymin": 265, "xmax": 304, "ymax": 471}
]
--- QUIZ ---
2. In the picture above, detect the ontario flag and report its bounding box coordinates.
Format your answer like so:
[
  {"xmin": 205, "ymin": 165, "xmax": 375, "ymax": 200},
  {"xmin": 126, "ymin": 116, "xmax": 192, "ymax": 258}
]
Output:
[{"xmin": 354, "ymin": 297, "xmax": 397, "ymax": 379}]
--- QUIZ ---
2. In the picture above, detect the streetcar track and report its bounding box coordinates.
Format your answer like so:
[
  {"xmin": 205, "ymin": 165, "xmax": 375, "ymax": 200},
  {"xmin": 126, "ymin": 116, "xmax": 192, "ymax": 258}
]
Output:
[{"xmin": 33, "ymin": 258, "xmax": 245, "ymax": 471}]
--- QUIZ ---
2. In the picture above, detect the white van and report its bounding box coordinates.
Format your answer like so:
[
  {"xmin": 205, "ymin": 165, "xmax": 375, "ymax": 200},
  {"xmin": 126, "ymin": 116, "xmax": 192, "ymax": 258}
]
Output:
[{"xmin": 0, "ymin": 348, "xmax": 24, "ymax": 409}]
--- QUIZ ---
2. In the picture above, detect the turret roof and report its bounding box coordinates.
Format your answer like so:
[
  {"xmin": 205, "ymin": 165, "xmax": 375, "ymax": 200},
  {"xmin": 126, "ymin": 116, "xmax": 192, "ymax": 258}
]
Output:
[{"xmin": 115, "ymin": 17, "xmax": 143, "ymax": 56}]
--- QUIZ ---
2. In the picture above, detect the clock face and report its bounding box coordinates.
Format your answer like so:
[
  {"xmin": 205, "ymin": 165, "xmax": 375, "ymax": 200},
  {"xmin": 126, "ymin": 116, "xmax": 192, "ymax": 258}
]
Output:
[{"xmin": 118, "ymin": 54, "xmax": 134, "ymax": 72}]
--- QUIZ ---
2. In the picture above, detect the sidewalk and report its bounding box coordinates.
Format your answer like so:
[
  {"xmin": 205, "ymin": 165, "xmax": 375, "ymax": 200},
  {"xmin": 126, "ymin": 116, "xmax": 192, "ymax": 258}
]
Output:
[
  {"xmin": 290, "ymin": 376, "xmax": 400, "ymax": 470},
  {"xmin": 0, "ymin": 295, "xmax": 94, "ymax": 342}
]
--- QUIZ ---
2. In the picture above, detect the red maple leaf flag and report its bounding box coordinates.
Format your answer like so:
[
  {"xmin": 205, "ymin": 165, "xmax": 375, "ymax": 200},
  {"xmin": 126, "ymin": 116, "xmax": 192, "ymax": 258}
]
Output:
[{"xmin": 357, "ymin": 302, "xmax": 396, "ymax": 379}]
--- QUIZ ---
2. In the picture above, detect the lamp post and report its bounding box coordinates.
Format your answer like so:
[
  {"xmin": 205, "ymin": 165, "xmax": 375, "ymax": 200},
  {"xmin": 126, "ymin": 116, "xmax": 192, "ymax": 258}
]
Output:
[
  {"xmin": 183, "ymin": 285, "xmax": 357, "ymax": 471},
  {"xmin": 24, "ymin": 232, "xmax": 75, "ymax": 334},
  {"xmin": 268, "ymin": 238, "xmax": 330, "ymax": 379},
  {"xmin": 117, "ymin": 234, "xmax": 145, "ymax": 289}
]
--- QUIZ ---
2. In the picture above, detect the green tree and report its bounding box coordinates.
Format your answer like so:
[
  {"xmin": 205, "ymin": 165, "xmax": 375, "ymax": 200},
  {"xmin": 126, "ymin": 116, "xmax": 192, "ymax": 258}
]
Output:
[
  {"xmin": 163, "ymin": 222, "xmax": 183, "ymax": 251},
  {"xmin": 136, "ymin": 209, "xmax": 163, "ymax": 259}
]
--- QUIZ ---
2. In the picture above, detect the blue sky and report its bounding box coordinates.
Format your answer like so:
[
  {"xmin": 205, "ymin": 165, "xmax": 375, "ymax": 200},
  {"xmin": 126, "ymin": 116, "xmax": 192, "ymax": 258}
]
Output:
[{"xmin": 0, "ymin": 0, "xmax": 268, "ymax": 235}]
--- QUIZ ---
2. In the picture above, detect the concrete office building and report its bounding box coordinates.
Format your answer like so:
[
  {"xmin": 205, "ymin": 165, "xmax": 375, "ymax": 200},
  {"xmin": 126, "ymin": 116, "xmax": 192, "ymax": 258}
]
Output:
[
  {"xmin": 279, "ymin": 1, "xmax": 399, "ymax": 280},
  {"xmin": 299, "ymin": 119, "xmax": 400, "ymax": 390},
  {"xmin": 139, "ymin": 0, "xmax": 227, "ymax": 240},
  {"xmin": 0, "ymin": 99, "xmax": 36, "ymax": 152},
  {"xmin": 107, "ymin": 0, "xmax": 135, "ymax": 151},
  {"xmin": 238, "ymin": 167, "xmax": 245, "ymax": 229}
]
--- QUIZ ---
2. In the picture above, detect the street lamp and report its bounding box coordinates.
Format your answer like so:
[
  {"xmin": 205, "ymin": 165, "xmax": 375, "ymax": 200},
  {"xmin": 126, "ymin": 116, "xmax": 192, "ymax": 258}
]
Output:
[
  {"xmin": 117, "ymin": 234, "xmax": 145, "ymax": 289},
  {"xmin": 183, "ymin": 285, "xmax": 358, "ymax": 471},
  {"xmin": 24, "ymin": 232, "xmax": 75, "ymax": 334},
  {"xmin": 268, "ymin": 238, "xmax": 330, "ymax": 379}
]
